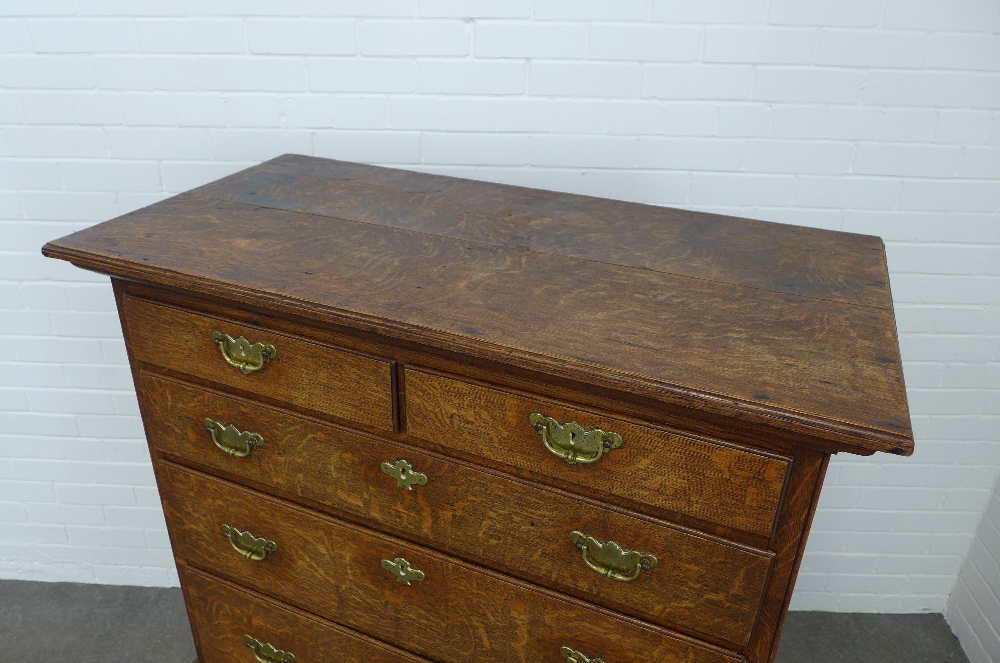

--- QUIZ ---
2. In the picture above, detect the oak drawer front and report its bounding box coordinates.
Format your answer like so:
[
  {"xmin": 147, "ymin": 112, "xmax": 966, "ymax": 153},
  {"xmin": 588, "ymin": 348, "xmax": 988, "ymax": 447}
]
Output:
[
  {"xmin": 182, "ymin": 566, "xmax": 430, "ymax": 663},
  {"xmin": 121, "ymin": 296, "xmax": 394, "ymax": 431},
  {"xmin": 141, "ymin": 372, "xmax": 771, "ymax": 646},
  {"xmin": 159, "ymin": 462, "xmax": 741, "ymax": 663},
  {"xmin": 404, "ymin": 369, "xmax": 788, "ymax": 538}
]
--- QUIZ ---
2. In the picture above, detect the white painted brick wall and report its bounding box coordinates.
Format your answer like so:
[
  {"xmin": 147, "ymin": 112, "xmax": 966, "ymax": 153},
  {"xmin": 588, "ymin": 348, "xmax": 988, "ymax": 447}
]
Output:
[
  {"xmin": 0, "ymin": 3, "xmax": 998, "ymax": 628},
  {"xmin": 946, "ymin": 474, "xmax": 1000, "ymax": 663}
]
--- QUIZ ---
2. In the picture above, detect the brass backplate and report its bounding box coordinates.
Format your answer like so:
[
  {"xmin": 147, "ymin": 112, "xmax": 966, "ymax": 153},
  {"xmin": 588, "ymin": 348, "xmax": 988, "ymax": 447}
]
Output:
[
  {"xmin": 529, "ymin": 413, "xmax": 623, "ymax": 465},
  {"xmin": 560, "ymin": 646, "xmax": 606, "ymax": 663},
  {"xmin": 212, "ymin": 331, "xmax": 277, "ymax": 375},
  {"xmin": 245, "ymin": 634, "xmax": 295, "ymax": 663},
  {"xmin": 204, "ymin": 418, "xmax": 264, "ymax": 458},
  {"xmin": 569, "ymin": 530, "xmax": 658, "ymax": 582},
  {"xmin": 222, "ymin": 524, "xmax": 277, "ymax": 561}
]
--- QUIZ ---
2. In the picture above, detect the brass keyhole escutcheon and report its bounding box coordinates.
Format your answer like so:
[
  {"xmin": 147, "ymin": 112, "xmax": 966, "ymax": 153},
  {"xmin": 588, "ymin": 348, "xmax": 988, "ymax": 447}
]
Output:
[
  {"xmin": 380, "ymin": 459, "xmax": 428, "ymax": 490},
  {"xmin": 381, "ymin": 557, "xmax": 425, "ymax": 585}
]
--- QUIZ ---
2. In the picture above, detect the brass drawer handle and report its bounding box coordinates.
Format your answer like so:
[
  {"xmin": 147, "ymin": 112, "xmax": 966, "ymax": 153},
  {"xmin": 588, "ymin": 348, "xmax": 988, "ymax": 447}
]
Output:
[
  {"xmin": 204, "ymin": 418, "xmax": 264, "ymax": 458},
  {"xmin": 380, "ymin": 459, "xmax": 428, "ymax": 490},
  {"xmin": 245, "ymin": 635, "xmax": 295, "ymax": 663},
  {"xmin": 381, "ymin": 557, "xmax": 425, "ymax": 585},
  {"xmin": 561, "ymin": 646, "xmax": 606, "ymax": 663},
  {"xmin": 222, "ymin": 524, "xmax": 277, "ymax": 561},
  {"xmin": 569, "ymin": 530, "xmax": 658, "ymax": 582},
  {"xmin": 529, "ymin": 413, "xmax": 623, "ymax": 465},
  {"xmin": 212, "ymin": 330, "xmax": 277, "ymax": 375}
]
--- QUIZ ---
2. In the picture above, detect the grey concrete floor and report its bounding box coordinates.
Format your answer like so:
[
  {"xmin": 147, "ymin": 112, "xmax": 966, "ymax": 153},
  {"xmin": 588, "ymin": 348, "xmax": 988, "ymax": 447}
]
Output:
[
  {"xmin": 776, "ymin": 612, "xmax": 970, "ymax": 663},
  {"xmin": 0, "ymin": 579, "xmax": 197, "ymax": 662},
  {"xmin": 0, "ymin": 579, "xmax": 971, "ymax": 663}
]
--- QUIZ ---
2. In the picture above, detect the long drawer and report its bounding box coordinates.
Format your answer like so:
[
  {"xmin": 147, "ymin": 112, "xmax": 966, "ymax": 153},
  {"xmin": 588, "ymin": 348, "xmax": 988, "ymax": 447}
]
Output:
[
  {"xmin": 182, "ymin": 566, "xmax": 430, "ymax": 663},
  {"xmin": 404, "ymin": 368, "xmax": 789, "ymax": 537},
  {"xmin": 121, "ymin": 296, "xmax": 394, "ymax": 431},
  {"xmin": 141, "ymin": 371, "xmax": 771, "ymax": 646},
  {"xmin": 159, "ymin": 461, "xmax": 742, "ymax": 663}
]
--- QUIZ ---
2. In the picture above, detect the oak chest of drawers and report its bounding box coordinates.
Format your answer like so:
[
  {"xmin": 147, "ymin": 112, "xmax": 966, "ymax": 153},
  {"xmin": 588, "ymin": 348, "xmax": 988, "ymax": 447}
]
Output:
[{"xmin": 43, "ymin": 154, "xmax": 914, "ymax": 663}]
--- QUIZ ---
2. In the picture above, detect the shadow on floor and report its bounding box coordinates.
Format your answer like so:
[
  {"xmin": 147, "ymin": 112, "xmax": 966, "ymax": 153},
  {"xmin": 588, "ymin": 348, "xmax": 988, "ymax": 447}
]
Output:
[{"xmin": 0, "ymin": 580, "xmax": 970, "ymax": 663}]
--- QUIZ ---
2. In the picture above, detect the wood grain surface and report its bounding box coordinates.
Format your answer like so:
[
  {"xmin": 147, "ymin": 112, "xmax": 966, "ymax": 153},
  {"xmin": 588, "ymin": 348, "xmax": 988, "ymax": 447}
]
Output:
[
  {"xmin": 405, "ymin": 368, "xmax": 788, "ymax": 539},
  {"xmin": 121, "ymin": 295, "xmax": 394, "ymax": 431},
  {"xmin": 42, "ymin": 154, "xmax": 914, "ymax": 456},
  {"xmin": 200, "ymin": 155, "xmax": 892, "ymax": 310},
  {"xmin": 158, "ymin": 461, "xmax": 743, "ymax": 663},
  {"xmin": 141, "ymin": 371, "xmax": 772, "ymax": 647},
  {"xmin": 181, "ymin": 565, "xmax": 431, "ymax": 663}
]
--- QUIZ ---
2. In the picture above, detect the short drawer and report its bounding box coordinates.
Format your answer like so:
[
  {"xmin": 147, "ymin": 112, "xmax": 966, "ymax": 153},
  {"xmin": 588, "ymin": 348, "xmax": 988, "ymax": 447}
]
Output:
[
  {"xmin": 121, "ymin": 296, "xmax": 393, "ymax": 431},
  {"xmin": 141, "ymin": 372, "xmax": 771, "ymax": 646},
  {"xmin": 404, "ymin": 368, "xmax": 788, "ymax": 538},
  {"xmin": 159, "ymin": 462, "xmax": 741, "ymax": 663},
  {"xmin": 182, "ymin": 566, "xmax": 429, "ymax": 663}
]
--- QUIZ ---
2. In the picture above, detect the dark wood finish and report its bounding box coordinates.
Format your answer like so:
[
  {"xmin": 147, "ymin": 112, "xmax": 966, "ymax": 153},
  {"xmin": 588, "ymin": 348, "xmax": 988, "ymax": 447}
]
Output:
[
  {"xmin": 121, "ymin": 295, "xmax": 394, "ymax": 432},
  {"xmin": 159, "ymin": 461, "xmax": 742, "ymax": 663},
  {"xmin": 181, "ymin": 566, "xmax": 431, "ymax": 663},
  {"xmin": 43, "ymin": 155, "xmax": 913, "ymax": 456},
  {"xmin": 43, "ymin": 155, "xmax": 915, "ymax": 663},
  {"xmin": 199, "ymin": 156, "xmax": 892, "ymax": 310},
  {"xmin": 140, "ymin": 370, "xmax": 772, "ymax": 647},
  {"xmin": 405, "ymin": 368, "xmax": 788, "ymax": 538}
]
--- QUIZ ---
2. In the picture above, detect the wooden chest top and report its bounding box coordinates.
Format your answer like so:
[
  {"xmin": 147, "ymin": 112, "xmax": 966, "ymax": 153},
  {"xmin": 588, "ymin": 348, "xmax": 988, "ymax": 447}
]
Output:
[{"xmin": 42, "ymin": 153, "xmax": 913, "ymax": 457}]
